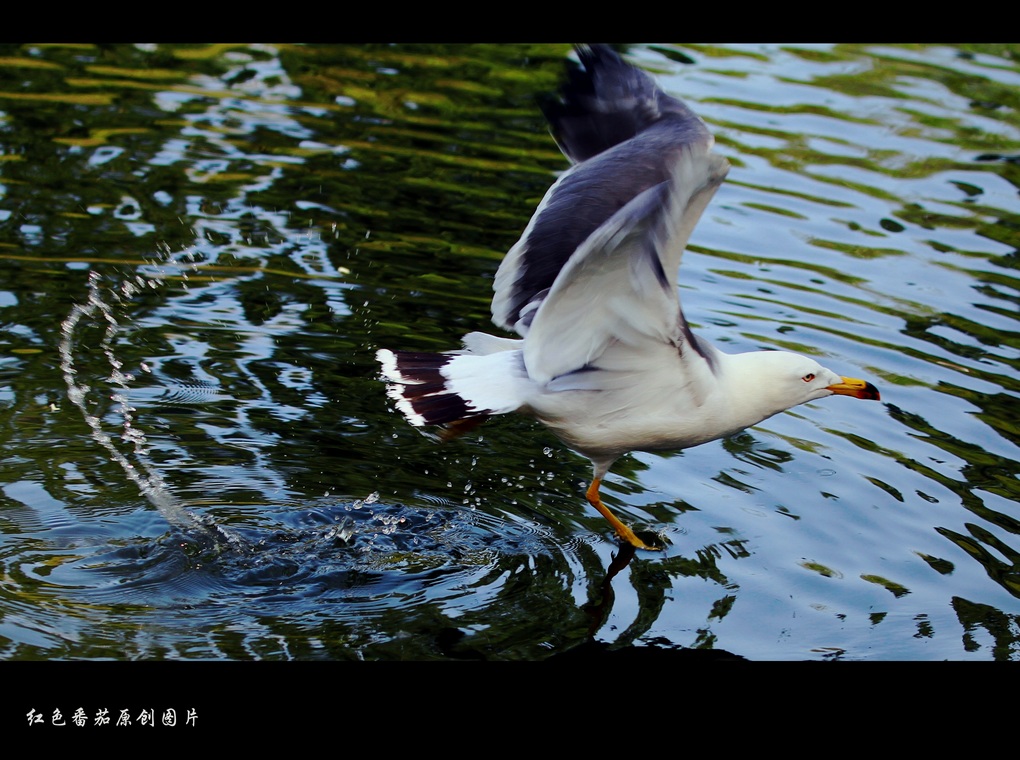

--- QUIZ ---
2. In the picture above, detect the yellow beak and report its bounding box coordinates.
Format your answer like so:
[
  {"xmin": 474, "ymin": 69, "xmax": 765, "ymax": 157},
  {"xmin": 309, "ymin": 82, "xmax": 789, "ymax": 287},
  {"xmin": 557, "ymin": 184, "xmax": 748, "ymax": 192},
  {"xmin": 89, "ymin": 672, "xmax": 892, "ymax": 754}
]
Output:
[{"xmin": 827, "ymin": 376, "xmax": 880, "ymax": 401}]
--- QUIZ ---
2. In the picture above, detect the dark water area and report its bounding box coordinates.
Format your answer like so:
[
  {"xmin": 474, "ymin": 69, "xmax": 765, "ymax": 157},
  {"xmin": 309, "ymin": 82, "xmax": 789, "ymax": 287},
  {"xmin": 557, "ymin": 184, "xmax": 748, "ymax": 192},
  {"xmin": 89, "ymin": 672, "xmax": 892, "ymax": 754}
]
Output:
[{"xmin": 0, "ymin": 43, "xmax": 1018, "ymax": 684}]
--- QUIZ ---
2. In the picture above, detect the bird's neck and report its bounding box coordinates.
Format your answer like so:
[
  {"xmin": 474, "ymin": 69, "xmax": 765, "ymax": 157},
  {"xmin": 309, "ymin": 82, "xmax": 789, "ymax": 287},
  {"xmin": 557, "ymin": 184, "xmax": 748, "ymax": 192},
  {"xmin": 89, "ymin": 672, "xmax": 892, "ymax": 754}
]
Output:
[{"xmin": 713, "ymin": 349, "xmax": 795, "ymax": 429}]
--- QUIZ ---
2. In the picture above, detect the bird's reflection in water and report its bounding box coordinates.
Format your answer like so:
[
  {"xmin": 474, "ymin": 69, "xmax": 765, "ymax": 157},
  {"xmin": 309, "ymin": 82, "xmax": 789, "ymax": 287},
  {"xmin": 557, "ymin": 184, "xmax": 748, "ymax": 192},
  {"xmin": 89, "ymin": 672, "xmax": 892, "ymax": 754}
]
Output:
[
  {"xmin": 582, "ymin": 542, "xmax": 638, "ymax": 636},
  {"xmin": 572, "ymin": 535, "xmax": 748, "ymax": 660}
]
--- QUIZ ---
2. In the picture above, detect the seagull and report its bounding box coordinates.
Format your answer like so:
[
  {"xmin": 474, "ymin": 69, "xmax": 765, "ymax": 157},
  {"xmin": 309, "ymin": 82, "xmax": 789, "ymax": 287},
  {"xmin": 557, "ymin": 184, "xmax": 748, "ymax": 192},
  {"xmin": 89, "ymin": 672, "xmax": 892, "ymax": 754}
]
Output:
[{"xmin": 376, "ymin": 44, "xmax": 880, "ymax": 551}]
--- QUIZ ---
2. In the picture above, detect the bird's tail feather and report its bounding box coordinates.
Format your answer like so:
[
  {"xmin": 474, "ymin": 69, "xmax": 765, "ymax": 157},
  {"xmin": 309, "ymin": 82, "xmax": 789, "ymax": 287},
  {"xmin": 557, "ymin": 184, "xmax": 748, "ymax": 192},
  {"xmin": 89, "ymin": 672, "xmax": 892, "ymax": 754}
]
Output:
[{"xmin": 375, "ymin": 348, "xmax": 528, "ymax": 439}]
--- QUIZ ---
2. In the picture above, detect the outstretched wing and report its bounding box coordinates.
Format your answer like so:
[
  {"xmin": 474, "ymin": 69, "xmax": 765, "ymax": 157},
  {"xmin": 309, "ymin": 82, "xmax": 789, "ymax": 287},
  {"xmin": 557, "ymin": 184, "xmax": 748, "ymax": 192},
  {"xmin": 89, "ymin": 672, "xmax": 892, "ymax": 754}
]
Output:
[
  {"xmin": 524, "ymin": 134, "xmax": 728, "ymax": 384},
  {"xmin": 490, "ymin": 44, "xmax": 729, "ymax": 384}
]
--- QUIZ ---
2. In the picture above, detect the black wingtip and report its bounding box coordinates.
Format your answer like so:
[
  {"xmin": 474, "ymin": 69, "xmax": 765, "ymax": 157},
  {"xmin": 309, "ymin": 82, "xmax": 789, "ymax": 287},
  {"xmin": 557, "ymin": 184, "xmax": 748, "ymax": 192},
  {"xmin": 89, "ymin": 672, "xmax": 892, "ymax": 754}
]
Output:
[{"xmin": 542, "ymin": 43, "xmax": 696, "ymax": 164}]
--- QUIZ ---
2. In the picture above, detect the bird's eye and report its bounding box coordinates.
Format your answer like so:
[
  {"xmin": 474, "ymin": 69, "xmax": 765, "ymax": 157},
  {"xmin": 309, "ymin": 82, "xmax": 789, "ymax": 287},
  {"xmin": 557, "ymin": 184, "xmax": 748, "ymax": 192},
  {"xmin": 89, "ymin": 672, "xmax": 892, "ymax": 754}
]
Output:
[{"xmin": 802, "ymin": 373, "xmax": 815, "ymax": 383}]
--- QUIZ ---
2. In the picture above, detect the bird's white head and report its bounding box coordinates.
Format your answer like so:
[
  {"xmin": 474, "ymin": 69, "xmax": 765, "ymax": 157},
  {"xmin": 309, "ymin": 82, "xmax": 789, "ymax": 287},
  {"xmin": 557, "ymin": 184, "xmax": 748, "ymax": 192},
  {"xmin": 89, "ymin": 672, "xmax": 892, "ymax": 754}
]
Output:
[{"xmin": 725, "ymin": 349, "xmax": 880, "ymax": 426}]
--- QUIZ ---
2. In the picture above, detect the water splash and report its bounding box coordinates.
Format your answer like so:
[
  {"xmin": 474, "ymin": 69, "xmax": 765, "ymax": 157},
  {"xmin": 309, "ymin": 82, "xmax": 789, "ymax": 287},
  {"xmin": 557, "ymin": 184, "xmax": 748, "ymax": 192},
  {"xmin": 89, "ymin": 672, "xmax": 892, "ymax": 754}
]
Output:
[{"xmin": 58, "ymin": 268, "xmax": 246, "ymax": 551}]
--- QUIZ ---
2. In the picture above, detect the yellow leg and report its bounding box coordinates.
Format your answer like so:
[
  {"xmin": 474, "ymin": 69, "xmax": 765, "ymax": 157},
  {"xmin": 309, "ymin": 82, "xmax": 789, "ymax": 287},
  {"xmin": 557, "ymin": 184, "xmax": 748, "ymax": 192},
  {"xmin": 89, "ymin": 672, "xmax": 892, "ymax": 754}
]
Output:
[{"xmin": 585, "ymin": 477, "xmax": 661, "ymax": 551}]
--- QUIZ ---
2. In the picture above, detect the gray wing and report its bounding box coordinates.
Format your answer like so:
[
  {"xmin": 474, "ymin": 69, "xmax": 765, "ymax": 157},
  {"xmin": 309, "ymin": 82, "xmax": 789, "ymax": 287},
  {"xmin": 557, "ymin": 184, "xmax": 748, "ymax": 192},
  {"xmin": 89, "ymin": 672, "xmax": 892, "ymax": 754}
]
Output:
[
  {"xmin": 490, "ymin": 44, "xmax": 729, "ymax": 384},
  {"xmin": 523, "ymin": 132, "xmax": 728, "ymax": 384}
]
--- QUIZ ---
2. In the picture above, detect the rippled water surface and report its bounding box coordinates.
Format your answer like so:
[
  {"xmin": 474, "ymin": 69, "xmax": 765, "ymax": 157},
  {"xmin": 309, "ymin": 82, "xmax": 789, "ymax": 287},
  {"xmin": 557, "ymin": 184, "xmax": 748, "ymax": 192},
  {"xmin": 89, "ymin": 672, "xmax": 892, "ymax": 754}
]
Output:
[{"xmin": 0, "ymin": 43, "xmax": 1018, "ymax": 663}]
